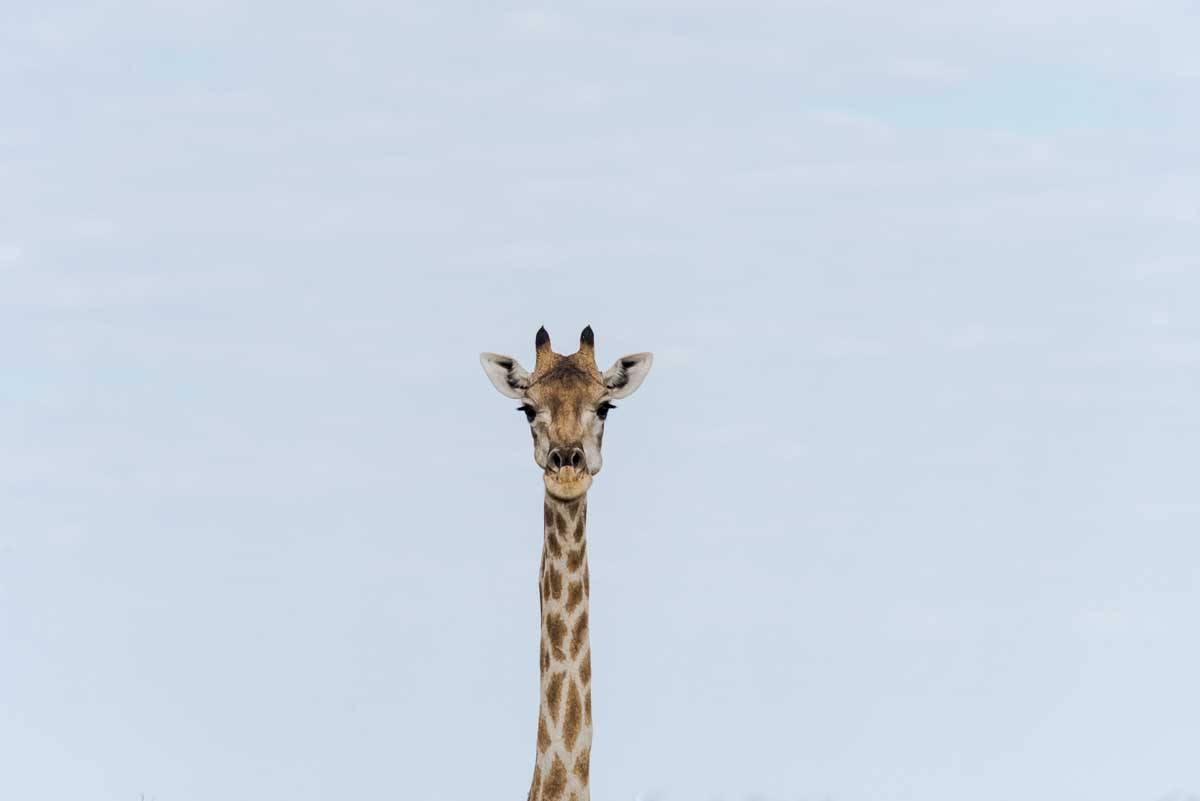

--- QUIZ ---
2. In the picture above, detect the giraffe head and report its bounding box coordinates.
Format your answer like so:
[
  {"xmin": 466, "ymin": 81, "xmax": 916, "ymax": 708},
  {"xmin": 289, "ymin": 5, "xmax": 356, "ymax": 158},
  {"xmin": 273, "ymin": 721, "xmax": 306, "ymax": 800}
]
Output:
[{"xmin": 481, "ymin": 326, "xmax": 653, "ymax": 501}]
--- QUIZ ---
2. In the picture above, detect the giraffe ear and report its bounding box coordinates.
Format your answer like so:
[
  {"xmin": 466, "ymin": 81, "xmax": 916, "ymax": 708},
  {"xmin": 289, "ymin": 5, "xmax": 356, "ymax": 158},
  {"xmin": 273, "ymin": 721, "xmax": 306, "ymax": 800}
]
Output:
[
  {"xmin": 480, "ymin": 353, "xmax": 531, "ymax": 399},
  {"xmin": 602, "ymin": 352, "xmax": 653, "ymax": 399}
]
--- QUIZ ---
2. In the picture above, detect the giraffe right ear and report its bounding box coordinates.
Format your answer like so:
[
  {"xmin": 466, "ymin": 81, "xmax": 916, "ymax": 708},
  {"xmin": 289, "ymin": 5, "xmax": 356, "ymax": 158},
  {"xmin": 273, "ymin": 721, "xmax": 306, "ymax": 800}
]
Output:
[{"xmin": 480, "ymin": 353, "xmax": 531, "ymax": 399}]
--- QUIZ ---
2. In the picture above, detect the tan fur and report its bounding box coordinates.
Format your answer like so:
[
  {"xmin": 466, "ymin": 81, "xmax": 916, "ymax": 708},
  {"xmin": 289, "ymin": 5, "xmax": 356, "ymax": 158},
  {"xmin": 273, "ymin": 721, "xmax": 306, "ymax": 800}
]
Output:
[
  {"xmin": 526, "ymin": 349, "xmax": 606, "ymax": 443},
  {"xmin": 482, "ymin": 327, "xmax": 652, "ymax": 801},
  {"xmin": 524, "ymin": 346, "xmax": 611, "ymax": 501},
  {"xmin": 529, "ymin": 493, "xmax": 593, "ymax": 801},
  {"xmin": 525, "ymin": 344, "xmax": 602, "ymax": 800}
]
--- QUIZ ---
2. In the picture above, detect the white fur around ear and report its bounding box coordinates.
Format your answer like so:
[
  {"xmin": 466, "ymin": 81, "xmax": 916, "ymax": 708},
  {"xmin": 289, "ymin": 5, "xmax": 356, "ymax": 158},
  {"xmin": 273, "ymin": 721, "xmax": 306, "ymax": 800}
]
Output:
[
  {"xmin": 480, "ymin": 353, "xmax": 531, "ymax": 399},
  {"xmin": 602, "ymin": 352, "xmax": 653, "ymax": 399}
]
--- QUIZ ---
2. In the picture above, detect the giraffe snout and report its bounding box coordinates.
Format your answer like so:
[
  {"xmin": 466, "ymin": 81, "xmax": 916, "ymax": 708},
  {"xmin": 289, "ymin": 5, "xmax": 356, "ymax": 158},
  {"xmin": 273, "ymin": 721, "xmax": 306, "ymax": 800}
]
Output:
[{"xmin": 547, "ymin": 445, "xmax": 586, "ymax": 474}]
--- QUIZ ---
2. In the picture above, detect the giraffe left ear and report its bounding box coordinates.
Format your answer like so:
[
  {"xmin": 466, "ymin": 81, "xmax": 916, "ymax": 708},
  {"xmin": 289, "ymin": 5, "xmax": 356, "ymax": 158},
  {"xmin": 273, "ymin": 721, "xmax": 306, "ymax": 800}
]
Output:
[
  {"xmin": 602, "ymin": 352, "xmax": 653, "ymax": 399},
  {"xmin": 480, "ymin": 353, "xmax": 531, "ymax": 399}
]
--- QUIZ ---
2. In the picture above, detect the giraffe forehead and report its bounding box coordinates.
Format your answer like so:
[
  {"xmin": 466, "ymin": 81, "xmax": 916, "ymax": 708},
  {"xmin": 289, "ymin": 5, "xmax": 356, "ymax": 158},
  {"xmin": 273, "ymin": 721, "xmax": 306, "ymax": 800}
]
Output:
[
  {"xmin": 532, "ymin": 350, "xmax": 601, "ymax": 382},
  {"xmin": 527, "ymin": 360, "xmax": 605, "ymax": 413}
]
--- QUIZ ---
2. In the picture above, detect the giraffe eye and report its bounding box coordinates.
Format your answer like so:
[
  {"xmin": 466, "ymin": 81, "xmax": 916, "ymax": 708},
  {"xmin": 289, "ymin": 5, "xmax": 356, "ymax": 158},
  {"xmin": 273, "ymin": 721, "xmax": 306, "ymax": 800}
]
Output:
[
  {"xmin": 596, "ymin": 402, "xmax": 615, "ymax": 420},
  {"xmin": 517, "ymin": 404, "xmax": 537, "ymax": 423}
]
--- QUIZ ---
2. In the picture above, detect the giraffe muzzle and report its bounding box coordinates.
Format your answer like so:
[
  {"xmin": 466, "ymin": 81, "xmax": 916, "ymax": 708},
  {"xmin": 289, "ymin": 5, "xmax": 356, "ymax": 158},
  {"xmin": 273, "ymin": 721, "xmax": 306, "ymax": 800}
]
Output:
[
  {"xmin": 544, "ymin": 446, "xmax": 593, "ymax": 499},
  {"xmin": 547, "ymin": 446, "xmax": 587, "ymax": 474}
]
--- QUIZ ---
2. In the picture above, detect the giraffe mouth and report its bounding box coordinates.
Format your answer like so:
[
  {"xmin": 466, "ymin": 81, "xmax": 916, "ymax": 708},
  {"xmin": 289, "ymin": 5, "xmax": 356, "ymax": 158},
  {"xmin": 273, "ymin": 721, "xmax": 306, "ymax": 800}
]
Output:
[{"xmin": 544, "ymin": 466, "xmax": 592, "ymax": 500}]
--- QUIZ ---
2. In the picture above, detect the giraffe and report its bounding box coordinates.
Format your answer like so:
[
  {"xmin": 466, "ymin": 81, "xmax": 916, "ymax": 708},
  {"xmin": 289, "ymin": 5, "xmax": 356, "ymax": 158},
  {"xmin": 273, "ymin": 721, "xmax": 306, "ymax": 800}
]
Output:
[{"xmin": 480, "ymin": 325, "xmax": 653, "ymax": 801}]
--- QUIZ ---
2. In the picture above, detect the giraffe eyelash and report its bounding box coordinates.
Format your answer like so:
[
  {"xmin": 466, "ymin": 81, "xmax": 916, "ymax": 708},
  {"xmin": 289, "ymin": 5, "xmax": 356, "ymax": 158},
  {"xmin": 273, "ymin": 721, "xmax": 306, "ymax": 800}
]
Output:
[{"xmin": 517, "ymin": 404, "xmax": 537, "ymax": 423}]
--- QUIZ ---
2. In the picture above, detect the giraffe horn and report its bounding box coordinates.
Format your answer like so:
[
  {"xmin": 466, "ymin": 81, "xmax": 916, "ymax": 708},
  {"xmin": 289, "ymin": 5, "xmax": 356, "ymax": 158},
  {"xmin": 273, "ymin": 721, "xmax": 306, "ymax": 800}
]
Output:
[
  {"xmin": 578, "ymin": 325, "xmax": 596, "ymax": 366},
  {"xmin": 535, "ymin": 326, "xmax": 552, "ymax": 370}
]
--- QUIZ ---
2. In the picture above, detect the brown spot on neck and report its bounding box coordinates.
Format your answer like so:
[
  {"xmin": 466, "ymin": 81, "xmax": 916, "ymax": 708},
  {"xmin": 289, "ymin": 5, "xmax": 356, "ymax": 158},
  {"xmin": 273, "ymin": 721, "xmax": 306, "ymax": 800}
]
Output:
[
  {"xmin": 527, "ymin": 767, "xmax": 542, "ymax": 801},
  {"xmin": 545, "ymin": 612, "xmax": 566, "ymax": 659},
  {"xmin": 573, "ymin": 750, "xmax": 590, "ymax": 784},
  {"xmin": 541, "ymin": 755, "xmax": 568, "ymax": 801},
  {"xmin": 545, "ymin": 671, "xmax": 565, "ymax": 724},
  {"xmin": 566, "ymin": 580, "xmax": 584, "ymax": 614},
  {"xmin": 570, "ymin": 610, "xmax": 589, "ymax": 659},
  {"xmin": 562, "ymin": 677, "xmax": 583, "ymax": 751},
  {"xmin": 567, "ymin": 543, "xmax": 586, "ymax": 573}
]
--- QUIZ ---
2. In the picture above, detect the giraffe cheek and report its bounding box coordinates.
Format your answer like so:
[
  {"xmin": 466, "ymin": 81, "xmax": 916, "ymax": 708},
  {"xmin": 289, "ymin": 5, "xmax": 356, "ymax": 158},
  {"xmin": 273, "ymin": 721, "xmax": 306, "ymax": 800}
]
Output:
[
  {"xmin": 532, "ymin": 431, "xmax": 551, "ymax": 470},
  {"xmin": 581, "ymin": 436, "xmax": 603, "ymax": 476}
]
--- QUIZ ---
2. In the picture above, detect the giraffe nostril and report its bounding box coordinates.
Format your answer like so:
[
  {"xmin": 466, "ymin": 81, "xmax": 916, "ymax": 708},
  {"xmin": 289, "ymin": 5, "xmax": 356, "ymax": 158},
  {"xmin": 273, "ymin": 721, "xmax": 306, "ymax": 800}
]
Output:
[{"xmin": 547, "ymin": 446, "xmax": 586, "ymax": 474}]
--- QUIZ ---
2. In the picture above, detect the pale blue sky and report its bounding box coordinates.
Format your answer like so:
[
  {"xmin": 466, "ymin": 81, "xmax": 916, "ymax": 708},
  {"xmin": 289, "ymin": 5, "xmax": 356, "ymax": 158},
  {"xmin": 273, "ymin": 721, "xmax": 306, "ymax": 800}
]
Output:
[{"xmin": 2, "ymin": 2, "xmax": 1198, "ymax": 801}]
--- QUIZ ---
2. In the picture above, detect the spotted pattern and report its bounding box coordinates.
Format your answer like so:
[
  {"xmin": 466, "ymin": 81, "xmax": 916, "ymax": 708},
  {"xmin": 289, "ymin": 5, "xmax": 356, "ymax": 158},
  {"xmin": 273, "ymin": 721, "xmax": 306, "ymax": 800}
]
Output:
[
  {"xmin": 546, "ymin": 613, "xmax": 566, "ymax": 660},
  {"xmin": 573, "ymin": 751, "xmax": 590, "ymax": 784},
  {"xmin": 566, "ymin": 580, "xmax": 584, "ymax": 614},
  {"xmin": 503, "ymin": 330, "xmax": 651, "ymax": 801},
  {"xmin": 570, "ymin": 611, "xmax": 588, "ymax": 659},
  {"xmin": 545, "ymin": 671, "xmax": 564, "ymax": 724},
  {"xmin": 567, "ymin": 544, "xmax": 586, "ymax": 572},
  {"xmin": 542, "ymin": 755, "xmax": 568, "ymax": 801},
  {"xmin": 528, "ymin": 493, "xmax": 595, "ymax": 801},
  {"xmin": 563, "ymin": 678, "xmax": 582, "ymax": 750}
]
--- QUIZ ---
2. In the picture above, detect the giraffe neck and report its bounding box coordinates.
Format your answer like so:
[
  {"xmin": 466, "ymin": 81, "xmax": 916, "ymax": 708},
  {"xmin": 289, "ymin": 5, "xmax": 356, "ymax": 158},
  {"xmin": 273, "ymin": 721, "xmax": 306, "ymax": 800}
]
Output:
[{"xmin": 528, "ymin": 492, "xmax": 592, "ymax": 801}]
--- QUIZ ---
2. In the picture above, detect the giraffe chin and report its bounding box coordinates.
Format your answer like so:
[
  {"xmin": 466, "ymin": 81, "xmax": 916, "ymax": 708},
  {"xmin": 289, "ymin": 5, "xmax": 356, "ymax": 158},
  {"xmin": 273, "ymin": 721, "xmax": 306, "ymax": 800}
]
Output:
[{"xmin": 543, "ymin": 468, "xmax": 592, "ymax": 501}]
